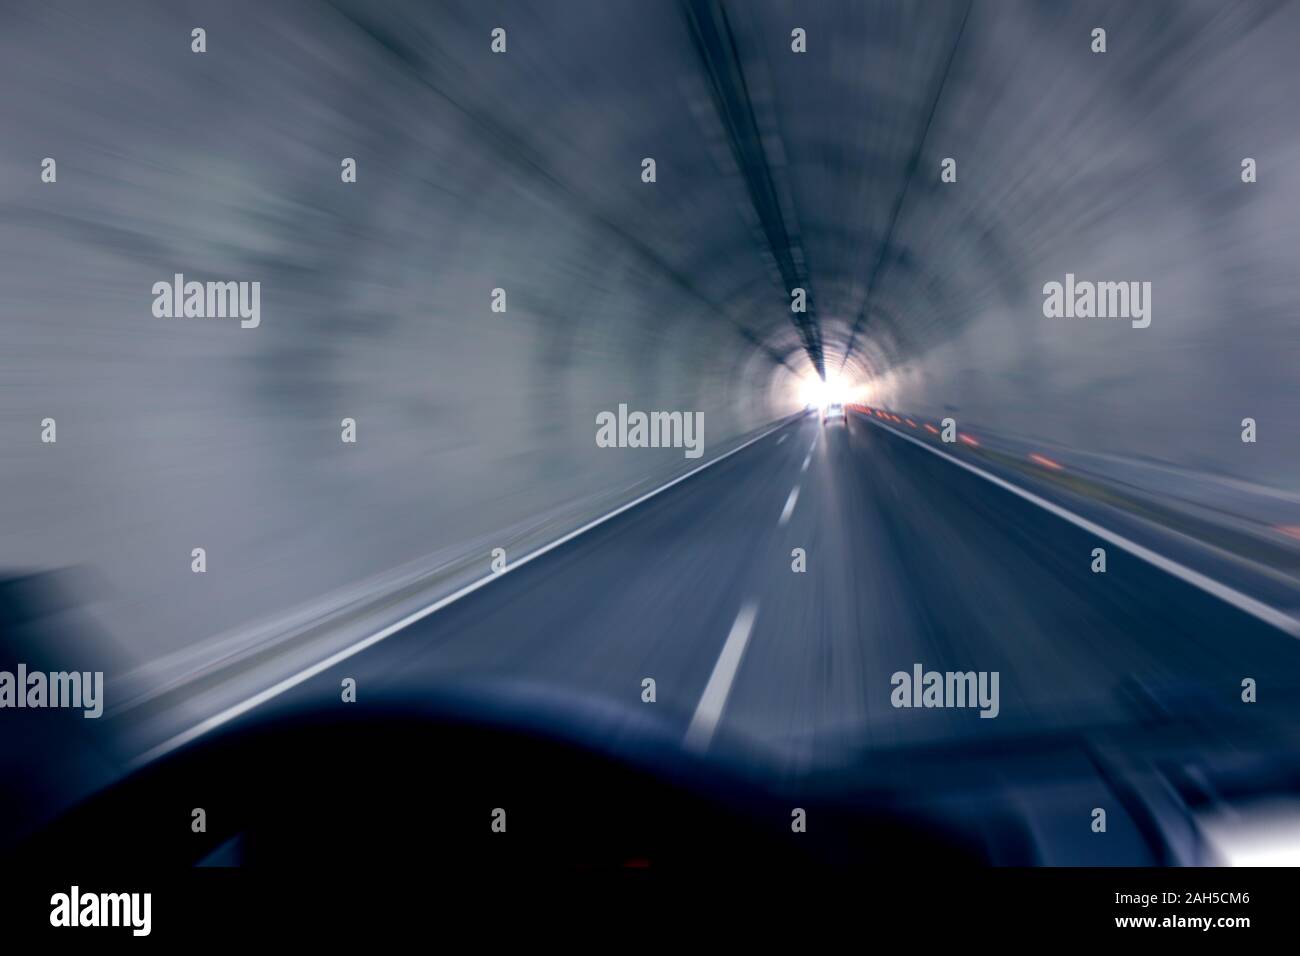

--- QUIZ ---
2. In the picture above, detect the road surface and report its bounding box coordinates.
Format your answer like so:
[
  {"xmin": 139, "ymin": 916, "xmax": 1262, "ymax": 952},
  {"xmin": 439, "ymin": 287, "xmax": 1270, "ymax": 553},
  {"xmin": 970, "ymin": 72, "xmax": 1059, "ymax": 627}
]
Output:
[{"xmin": 246, "ymin": 410, "xmax": 1300, "ymax": 767}]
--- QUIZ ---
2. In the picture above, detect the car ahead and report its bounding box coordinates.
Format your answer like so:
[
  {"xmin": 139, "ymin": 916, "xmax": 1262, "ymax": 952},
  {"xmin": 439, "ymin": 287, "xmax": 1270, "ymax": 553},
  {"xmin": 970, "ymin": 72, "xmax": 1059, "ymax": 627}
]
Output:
[{"xmin": 822, "ymin": 402, "xmax": 846, "ymax": 426}]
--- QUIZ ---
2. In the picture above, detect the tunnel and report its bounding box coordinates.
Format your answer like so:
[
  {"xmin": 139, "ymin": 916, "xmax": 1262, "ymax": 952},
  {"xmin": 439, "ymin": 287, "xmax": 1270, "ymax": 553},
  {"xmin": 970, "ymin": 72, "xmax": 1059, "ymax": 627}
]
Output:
[{"xmin": 3, "ymin": 0, "xmax": 1300, "ymax": 886}]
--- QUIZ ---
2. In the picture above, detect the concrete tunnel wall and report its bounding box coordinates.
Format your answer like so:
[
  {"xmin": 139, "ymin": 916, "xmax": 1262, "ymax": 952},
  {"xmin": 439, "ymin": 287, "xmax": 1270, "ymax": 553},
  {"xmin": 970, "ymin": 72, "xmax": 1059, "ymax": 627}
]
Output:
[
  {"xmin": 0, "ymin": 1, "xmax": 803, "ymax": 671},
  {"xmin": 858, "ymin": 1, "xmax": 1300, "ymax": 491}
]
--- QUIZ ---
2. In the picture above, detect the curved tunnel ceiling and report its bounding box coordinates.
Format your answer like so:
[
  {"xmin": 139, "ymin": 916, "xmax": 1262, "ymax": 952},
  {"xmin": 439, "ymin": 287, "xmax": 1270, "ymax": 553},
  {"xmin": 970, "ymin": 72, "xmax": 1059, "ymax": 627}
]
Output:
[
  {"xmin": 332, "ymin": 0, "xmax": 1003, "ymax": 388},
  {"xmin": 333, "ymin": 0, "xmax": 1236, "ymax": 396}
]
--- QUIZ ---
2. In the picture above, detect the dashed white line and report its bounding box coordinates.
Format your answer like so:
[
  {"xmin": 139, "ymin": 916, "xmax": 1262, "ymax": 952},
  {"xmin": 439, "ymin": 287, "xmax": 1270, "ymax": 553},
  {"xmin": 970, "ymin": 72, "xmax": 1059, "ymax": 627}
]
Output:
[
  {"xmin": 801, "ymin": 450, "xmax": 812, "ymax": 471},
  {"xmin": 777, "ymin": 433, "xmax": 787, "ymax": 445},
  {"xmin": 779, "ymin": 485, "xmax": 800, "ymax": 526},
  {"xmin": 684, "ymin": 601, "xmax": 759, "ymax": 753}
]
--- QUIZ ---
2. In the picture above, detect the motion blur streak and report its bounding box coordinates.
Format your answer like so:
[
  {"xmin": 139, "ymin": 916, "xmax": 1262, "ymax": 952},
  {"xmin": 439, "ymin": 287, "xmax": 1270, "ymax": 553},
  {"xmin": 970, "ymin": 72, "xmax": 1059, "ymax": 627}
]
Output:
[{"xmin": 1, "ymin": 0, "xmax": 1300, "ymax": 865}]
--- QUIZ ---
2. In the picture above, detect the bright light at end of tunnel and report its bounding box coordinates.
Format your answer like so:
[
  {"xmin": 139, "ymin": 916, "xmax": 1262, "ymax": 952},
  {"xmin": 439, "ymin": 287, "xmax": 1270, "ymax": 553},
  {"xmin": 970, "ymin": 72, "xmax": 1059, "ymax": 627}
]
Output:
[{"xmin": 798, "ymin": 374, "xmax": 868, "ymax": 409}]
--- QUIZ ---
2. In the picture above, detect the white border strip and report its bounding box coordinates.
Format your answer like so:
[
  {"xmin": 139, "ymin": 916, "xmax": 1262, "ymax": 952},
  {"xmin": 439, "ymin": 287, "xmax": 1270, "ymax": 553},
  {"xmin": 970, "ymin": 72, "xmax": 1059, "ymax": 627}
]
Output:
[
  {"xmin": 856, "ymin": 412, "xmax": 1300, "ymax": 639},
  {"xmin": 131, "ymin": 415, "xmax": 804, "ymax": 767}
]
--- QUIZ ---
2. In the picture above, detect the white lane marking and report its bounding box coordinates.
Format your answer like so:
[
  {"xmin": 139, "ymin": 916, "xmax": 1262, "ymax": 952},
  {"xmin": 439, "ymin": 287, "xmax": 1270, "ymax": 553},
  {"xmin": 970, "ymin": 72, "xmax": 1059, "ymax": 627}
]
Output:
[
  {"xmin": 856, "ymin": 412, "xmax": 1300, "ymax": 638},
  {"xmin": 131, "ymin": 416, "xmax": 800, "ymax": 768},
  {"xmin": 777, "ymin": 433, "xmax": 787, "ymax": 445},
  {"xmin": 684, "ymin": 601, "xmax": 759, "ymax": 753},
  {"xmin": 779, "ymin": 486, "xmax": 800, "ymax": 526},
  {"xmin": 801, "ymin": 450, "xmax": 812, "ymax": 471}
]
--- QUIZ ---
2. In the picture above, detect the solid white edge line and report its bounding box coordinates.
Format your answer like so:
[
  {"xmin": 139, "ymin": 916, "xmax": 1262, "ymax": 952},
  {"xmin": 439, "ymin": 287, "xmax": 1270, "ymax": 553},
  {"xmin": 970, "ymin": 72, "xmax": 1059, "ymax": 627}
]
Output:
[
  {"xmin": 131, "ymin": 416, "xmax": 806, "ymax": 768},
  {"xmin": 684, "ymin": 601, "xmax": 759, "ymax": 753},
  {"xmin": 856, "ymin": 411, "xmax": 1300, "ymax": 638}
]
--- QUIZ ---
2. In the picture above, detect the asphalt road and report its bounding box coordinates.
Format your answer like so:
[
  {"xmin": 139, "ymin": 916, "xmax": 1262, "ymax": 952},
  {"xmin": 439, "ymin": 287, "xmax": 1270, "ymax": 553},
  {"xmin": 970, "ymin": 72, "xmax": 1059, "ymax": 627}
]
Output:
[{"xmin": 252, "ymin": 410, "xmax": 1300, "ymax": 768}]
